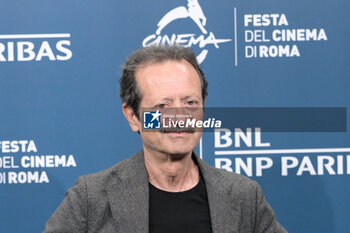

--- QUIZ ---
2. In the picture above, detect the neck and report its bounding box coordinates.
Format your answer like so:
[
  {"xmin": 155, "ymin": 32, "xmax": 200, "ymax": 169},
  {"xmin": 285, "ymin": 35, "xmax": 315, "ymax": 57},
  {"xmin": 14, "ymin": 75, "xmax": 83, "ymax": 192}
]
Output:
[{"xmin": 144, "ymin": 148, "xmax": 199, "ymax": 192}]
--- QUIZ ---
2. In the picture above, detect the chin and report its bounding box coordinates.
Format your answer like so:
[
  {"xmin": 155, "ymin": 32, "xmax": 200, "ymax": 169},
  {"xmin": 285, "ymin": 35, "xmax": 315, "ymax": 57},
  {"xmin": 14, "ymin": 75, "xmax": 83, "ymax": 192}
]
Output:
[
  {"xmin": 165, "ymin": 144, "xmax": 196, "ymax": 156},
  {"xmin": 167, "ymin": 153, "xmax": 188, "ymax": 161}
]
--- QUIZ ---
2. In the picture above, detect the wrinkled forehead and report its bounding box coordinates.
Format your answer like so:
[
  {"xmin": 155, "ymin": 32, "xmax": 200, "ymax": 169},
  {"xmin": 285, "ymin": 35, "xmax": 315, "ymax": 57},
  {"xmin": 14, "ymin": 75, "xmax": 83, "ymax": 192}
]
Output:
[{"xmin": 135, "ymin": 59, "xmax": 202, "ymax": 101}]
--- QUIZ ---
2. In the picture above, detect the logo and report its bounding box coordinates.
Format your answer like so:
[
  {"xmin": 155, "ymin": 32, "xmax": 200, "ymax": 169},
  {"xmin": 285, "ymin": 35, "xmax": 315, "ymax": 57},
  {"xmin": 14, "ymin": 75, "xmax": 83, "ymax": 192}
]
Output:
[
  {"xmin": 0, "ymin": 33, "xmax": 72, "ymax": 62},
  {"xmin": 143, "ymin": 110, "xmax": 161, "ymax": 129},
  {"xmin": 142, "ymin": 0, "xmax": 231, "ymax": 63},
  {"xmin": 143, "ymin": 109, "xmax": 222, "ymax": 130}
]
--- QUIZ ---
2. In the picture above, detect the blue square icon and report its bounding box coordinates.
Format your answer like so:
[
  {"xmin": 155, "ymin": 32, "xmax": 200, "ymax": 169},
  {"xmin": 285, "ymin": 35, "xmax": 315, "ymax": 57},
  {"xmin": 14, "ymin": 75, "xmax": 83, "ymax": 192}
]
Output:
[{"xmin": 143, "ymin": 110, "xmax": 161, "ymax": 129}]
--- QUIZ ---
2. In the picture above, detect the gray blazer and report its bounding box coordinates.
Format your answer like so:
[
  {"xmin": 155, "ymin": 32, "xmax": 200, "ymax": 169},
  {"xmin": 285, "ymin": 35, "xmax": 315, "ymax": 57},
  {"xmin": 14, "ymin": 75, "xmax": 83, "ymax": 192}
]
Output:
[{"xmin": 44, "ymin": 150, "xmax": 287, "ymax": 233}]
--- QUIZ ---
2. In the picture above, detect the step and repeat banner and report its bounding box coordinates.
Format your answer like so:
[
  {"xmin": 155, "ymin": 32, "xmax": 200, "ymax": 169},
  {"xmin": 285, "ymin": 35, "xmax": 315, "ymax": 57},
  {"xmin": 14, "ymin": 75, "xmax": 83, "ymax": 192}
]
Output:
[{"xmin": 1, "ymin": 0, "xmax": 349, "ymax": 232}]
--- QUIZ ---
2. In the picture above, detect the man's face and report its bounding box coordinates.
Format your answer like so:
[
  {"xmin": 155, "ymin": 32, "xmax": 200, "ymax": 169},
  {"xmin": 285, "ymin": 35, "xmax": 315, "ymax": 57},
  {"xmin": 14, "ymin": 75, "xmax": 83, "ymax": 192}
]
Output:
[{"xmin": 135, "ymin": 59, "xmax": 204, "ymax": 156}]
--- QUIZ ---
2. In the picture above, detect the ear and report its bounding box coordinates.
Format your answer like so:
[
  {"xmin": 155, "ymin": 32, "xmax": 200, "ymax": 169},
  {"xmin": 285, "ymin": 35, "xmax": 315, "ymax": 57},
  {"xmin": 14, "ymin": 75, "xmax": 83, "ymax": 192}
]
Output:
[{"xmin": 122, "ymin": 104, "xmax": 141, "ymax": 133}]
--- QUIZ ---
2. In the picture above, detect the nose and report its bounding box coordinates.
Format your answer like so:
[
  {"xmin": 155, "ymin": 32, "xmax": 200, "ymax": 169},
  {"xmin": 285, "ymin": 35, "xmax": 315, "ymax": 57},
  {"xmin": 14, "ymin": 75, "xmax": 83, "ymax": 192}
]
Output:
[
  {"xmin": 172, "ymin": 99, "xmax": 183, "ymax": 109},
  {"xmin": 170, "ymin": 99, "xmax": 187, "ymax": 121}
]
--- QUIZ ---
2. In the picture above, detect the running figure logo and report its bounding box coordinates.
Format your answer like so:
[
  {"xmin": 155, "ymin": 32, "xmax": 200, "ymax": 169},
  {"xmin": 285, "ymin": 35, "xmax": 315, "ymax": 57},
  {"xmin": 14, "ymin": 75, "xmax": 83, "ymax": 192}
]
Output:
[
  {"xmin": 156, "ymin": 0, "xmax": 207, "ymax": 35},
  {"xmin": 143, "ymin": 0, "xmax": 231, "ymax": 64}
]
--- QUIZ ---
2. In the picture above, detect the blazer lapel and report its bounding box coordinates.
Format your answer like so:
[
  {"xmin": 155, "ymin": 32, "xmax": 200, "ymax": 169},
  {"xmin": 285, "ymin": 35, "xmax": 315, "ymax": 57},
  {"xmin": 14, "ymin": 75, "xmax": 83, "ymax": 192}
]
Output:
[
  {"xmin": 106, "ymin": 151, "xmax": 149, "ymax": 233},
  {"xmin": 197, "ymin": 157, "xmax": 241, "ymax": 233}
]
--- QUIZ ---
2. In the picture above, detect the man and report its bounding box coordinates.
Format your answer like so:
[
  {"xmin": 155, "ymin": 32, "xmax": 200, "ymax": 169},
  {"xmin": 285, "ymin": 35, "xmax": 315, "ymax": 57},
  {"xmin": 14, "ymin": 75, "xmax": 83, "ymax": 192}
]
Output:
[{"xmin": 44, "ymin": 45, "xmax": 287, "ymax": 233}]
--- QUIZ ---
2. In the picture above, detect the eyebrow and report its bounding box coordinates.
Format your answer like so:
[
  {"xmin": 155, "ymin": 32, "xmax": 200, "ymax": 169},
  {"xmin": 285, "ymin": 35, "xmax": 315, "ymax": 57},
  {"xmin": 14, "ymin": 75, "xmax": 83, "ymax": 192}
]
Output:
[
  {"xmin": 158, "ymin": 98, "xmax": 173, "ymax": 102},
  {"xmin": 157, "ymin": 95, "xmax": 199, "ymax": 102},
  {"xmin": 182, "ymin": 95, "xmax": 199, "ymax": 101}
]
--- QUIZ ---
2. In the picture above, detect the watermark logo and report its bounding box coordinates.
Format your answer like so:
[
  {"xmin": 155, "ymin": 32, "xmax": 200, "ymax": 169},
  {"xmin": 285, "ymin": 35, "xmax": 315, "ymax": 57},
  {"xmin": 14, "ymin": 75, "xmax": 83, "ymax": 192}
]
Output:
[
  {"xmin": 143, "ymin": 110, "xmax": 161, "ymax": 129},
  {"xmin": 142, "ymin": 0, "xmax": 231, "ymax": 63},
  {"xmin": 143, "ymin": 107, "xmax": 345, "ymax": 132},
  {"xmin": 142, "ymin": 108, "xmax": 222, "ymax": 131}
]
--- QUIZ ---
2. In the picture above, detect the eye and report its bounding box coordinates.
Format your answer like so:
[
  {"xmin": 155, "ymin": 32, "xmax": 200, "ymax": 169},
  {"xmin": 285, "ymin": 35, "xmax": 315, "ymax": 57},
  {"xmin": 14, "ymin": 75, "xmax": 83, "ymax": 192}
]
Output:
[
  {"xmin": 187, "ymin": 100, "xmax": 198, "ymax": 106},
  {"xmin": 156, "ymin": 104, "xmax": 167, "ymax": 109}
]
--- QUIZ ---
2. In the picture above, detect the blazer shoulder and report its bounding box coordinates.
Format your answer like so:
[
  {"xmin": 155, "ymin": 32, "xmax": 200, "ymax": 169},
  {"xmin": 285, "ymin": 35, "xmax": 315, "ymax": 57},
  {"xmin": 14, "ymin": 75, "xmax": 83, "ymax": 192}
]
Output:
[
  {"xmin": 78, "ymin": 150, "xmax": 145, "ymax": 190},
  {"xmin": 199, "ymin": 157, "xmax": 257, "ymax": 191},
  {"xmin": 215, "ymin": 165, "xmax": 256, "ymax": 186}
]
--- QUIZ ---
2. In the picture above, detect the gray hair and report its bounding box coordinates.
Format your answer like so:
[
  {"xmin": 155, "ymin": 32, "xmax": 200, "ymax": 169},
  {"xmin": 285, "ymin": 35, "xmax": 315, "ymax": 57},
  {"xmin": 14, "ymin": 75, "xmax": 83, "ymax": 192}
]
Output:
[{"xmin": 119, "ymin": 45, "xmax": 208, "ymax": 118}]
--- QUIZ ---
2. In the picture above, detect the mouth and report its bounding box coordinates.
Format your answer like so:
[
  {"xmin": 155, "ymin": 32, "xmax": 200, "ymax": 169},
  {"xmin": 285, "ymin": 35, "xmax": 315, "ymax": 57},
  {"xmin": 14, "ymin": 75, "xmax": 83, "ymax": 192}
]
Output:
[
  {"xmin": 160, "ymin": 127, "xmax": 195, "ymax": 134},
  {"xmin": 168, "ymin": 131, "xmax": 190, "ymax": 136}
]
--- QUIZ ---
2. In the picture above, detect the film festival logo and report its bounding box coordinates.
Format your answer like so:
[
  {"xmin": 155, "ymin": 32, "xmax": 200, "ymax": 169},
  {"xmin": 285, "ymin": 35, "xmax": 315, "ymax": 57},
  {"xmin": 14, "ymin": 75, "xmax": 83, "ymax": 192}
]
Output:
[{"xmin": 142, "ymin": 0, "xmax": 231, "ymax": 63}]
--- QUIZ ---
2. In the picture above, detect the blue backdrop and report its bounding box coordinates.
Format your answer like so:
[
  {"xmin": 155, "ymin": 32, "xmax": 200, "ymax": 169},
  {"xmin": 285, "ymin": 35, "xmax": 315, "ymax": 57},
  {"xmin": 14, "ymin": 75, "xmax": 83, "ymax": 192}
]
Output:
[{"xmin": 1, "ymin": 0, "xmax": 349, "ymax": 232}]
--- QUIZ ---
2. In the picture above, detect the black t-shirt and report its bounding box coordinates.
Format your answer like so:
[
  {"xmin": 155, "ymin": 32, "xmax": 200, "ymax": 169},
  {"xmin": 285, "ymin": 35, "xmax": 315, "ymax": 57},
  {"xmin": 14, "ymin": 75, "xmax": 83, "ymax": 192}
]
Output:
[{"xmin": 149, "ymin": 174, "xmax": 213, "ymax": 233}]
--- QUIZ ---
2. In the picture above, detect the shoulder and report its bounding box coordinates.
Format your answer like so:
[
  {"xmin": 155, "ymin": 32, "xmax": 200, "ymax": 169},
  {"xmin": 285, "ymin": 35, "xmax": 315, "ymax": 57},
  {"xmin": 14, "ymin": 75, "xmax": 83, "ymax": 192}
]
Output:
[
  {"xmin": 215, "ymin": 164, "xmax": 257, "ymax": 188},
  {"xmin": 198, "ymin": 157, "xmax": 258, "ymax": 191},
  {"xmin": 44, "ymin": 152, "xmax": 144, "ymax": 232},
  {"xmin": 76, "ymin": 150, "xmax": 145, "ymax": 192}
]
